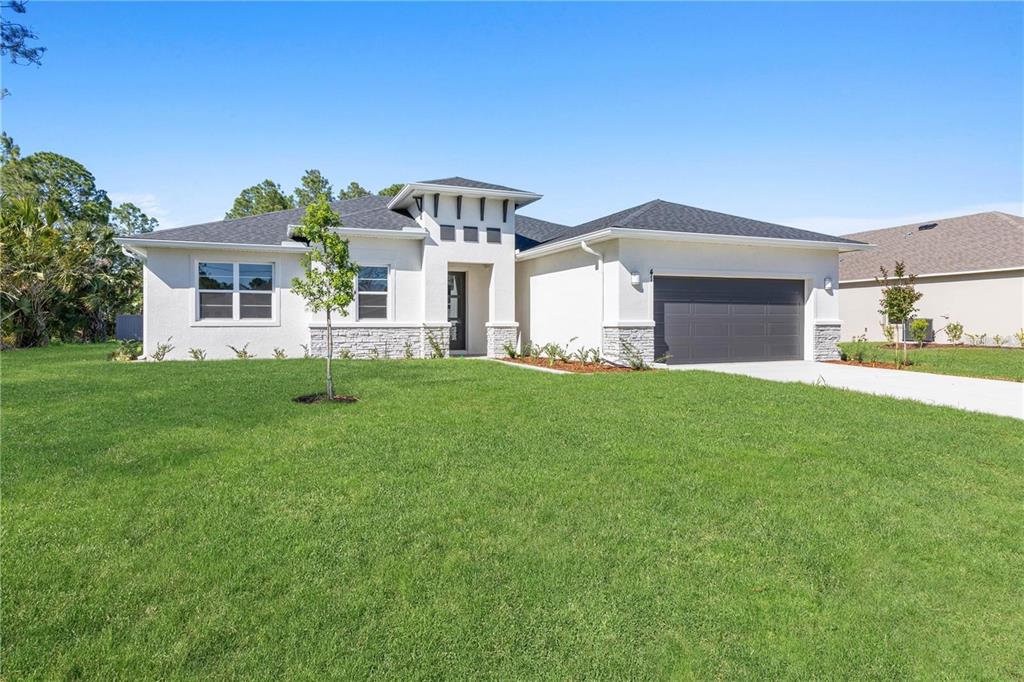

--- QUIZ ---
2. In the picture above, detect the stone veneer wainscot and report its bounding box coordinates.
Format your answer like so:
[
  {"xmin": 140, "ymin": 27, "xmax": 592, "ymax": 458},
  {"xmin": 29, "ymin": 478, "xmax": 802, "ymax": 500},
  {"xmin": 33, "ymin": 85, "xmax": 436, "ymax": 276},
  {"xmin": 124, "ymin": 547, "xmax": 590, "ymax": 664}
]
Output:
[
  {"xmin": 813, "ymin": 322, "xmax": 842, "ymax": 361},
  {"xmin": 309, "ymin": 324, "xmax": 451, "ymax": 359}
]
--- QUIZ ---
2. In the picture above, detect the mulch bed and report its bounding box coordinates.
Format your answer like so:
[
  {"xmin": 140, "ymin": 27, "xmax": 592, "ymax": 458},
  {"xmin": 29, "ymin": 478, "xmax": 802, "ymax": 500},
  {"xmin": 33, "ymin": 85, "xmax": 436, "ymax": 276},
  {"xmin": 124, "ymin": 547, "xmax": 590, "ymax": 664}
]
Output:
[
  {"xmin": 501, "ymin": 357, "xmax": 636, "ymax": 374},
  {"xmin": 826, "ymin": 359, "xmax": 907, "ymax": 371},
  {"xmin": 292, "ymin": 393, "xmax": 359, "ymax": 404}
]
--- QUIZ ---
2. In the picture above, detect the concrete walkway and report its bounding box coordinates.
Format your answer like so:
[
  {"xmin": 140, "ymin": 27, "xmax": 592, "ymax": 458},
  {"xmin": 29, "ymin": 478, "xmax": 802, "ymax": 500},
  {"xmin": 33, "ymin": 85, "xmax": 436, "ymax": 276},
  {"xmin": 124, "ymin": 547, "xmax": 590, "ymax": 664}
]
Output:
[{"xmin": 668, "ymin": 361, "xmax": 1023, "ymax": 420}]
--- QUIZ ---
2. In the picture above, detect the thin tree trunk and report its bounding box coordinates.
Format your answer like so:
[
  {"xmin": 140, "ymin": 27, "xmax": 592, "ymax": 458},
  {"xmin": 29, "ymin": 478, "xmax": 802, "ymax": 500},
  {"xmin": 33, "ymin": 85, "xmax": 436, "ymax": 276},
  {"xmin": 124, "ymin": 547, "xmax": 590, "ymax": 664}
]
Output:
[{"xmin": 325, "ymin": 307, "xmax": 334, "ymax": 398}]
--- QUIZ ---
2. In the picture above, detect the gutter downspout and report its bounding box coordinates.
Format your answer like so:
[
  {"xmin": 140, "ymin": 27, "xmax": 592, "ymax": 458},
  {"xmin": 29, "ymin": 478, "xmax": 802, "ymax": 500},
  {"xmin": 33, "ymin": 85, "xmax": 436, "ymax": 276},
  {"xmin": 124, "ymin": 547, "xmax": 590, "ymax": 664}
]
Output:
[{"xmin": 580, "ymin": 240, "xmax": 605, "ymax": 353}]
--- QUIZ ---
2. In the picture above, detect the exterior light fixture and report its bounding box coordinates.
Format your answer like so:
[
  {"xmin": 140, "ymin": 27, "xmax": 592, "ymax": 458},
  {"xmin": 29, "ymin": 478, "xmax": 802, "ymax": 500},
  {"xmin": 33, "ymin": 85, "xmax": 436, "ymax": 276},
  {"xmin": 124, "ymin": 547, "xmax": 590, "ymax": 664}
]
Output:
[
  {"xmin": 631, "ymin": 271, "xmax": 641, "ymax": 286},
  {"xmin": 824, "ymin": 277, "xmax": 833, "ymax": 291}
]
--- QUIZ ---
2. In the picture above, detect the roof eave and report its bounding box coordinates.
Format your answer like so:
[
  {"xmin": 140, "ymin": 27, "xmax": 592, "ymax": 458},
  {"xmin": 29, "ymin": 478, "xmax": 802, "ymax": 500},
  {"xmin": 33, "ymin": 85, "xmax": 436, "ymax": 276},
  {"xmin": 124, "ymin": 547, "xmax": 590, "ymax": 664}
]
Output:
[
  {"xmin": 515, "ymin": 227, "xmax": 874, "ymax": 261},
  {"xmin": 387, "ymin": 183, "xmax": 542, "ymax": 211},
  {"xmin": 113, "ymin": 237, "xmax": 312, "ymax": 253}
]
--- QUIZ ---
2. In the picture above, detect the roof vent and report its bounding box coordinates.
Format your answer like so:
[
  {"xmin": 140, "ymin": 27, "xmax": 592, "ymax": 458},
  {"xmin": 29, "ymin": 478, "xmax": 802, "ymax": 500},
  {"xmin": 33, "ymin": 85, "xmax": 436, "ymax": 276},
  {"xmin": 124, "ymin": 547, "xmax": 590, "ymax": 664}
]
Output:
[{"xmin": 917, "ymin": 223, "xmax": 937, "ymax": 231}]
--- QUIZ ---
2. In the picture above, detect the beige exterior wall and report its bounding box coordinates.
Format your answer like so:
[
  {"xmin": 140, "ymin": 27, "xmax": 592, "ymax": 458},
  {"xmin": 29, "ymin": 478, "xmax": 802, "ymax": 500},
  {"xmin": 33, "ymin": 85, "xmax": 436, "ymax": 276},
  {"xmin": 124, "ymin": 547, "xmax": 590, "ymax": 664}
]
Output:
[{"xmin": 839, "ymin": 269, "xmax": 1024, "ymax": 343}]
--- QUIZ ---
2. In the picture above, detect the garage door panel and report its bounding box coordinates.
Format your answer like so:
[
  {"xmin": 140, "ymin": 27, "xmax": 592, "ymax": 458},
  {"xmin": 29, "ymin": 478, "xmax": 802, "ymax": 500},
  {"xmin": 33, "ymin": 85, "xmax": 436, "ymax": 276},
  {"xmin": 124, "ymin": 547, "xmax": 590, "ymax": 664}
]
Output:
[{"xmin": 654, "ymin": 277, "xmax": 804, "ymax": 364}]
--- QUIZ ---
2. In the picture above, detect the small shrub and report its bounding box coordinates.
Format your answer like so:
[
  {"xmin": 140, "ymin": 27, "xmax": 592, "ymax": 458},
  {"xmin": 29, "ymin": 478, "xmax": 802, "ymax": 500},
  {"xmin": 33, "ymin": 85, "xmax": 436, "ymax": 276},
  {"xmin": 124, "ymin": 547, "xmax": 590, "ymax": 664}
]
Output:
[
  {"xmin": 336, "ymin": 348, "xmax": 353, "ymax": 360},
  {"xmin": 187, "ymin": 347, "xmax": 207, "ymax": 361},
  {"xmin": 227, "ymin": 343, "xmax": 254, "ymax": 359},
  {"xmin": 978, "ymin": 333, "xmax": 988, "ymax": 346},
  {"xmin": 424, "ymin": 332, "xmax": 445, "ymax": 359},
  {"xmin": 910, "ymin": 319, "xmax": 929, "ymax": 347},
  {"xmin": 945, "ymin": 322, "xmax": 964, "ymax": 345},
  {"xmin": 841, "ymin": 334, "xmax": 873, "ymax": 363},
  {"xmin": 502, "ymin": 341, "xmax": 517, "ymax": 359},
  {"xmin": 588, "ymin": 348, "xmax": 602, "ymax": 364},
  {"xmin": 965, "ymin": 332, "xmax": 978, "ymax": 346},
  {"xmin": 1015, "ymin": 329, "xmax": 1024, "ymax": 348},
  {"xmin": 881, "ymin": 324, "xmax": 896, "ymax": 345},
  {"xmin": 151, "ymin": 338, "xmax": 174, "ymax": 361},
  {"xmin": 541, "ymin": 340, "xmax": 573, "ymax": 366},
  {"xmin": 368, "ymin": 347, "xmax": 380, "ymax": 360},
  {"xmin": 620, "ymin": 341, "xmax": 650, "ymax": 370},
  {"xmin": 273, "ymin": 347, "xmax": 287, "ymax": 359},
  {"xmin": 109, "ymin": 339, "xmax": 142, "ymax": 362},
  {"xmin": 992, "ymin": 334, "xmax": 1006, "ymax": 348},
  {"xmin": 403, "ymin": 341, "xmax": 414, "ymax": 359},
  {"xmin": 299, "ymin": 343, "xmax": 311, "ymax": 359}
]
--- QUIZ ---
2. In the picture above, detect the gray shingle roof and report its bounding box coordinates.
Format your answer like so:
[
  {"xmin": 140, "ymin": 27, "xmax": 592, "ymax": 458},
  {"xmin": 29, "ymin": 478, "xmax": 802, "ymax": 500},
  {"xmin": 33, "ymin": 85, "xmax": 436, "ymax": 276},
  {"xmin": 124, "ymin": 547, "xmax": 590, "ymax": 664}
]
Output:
[
  {"xmin": 838, "ymin": 211, "xmax": 1024, "ymax": 280},
  {"xmin": 514, "ymin": 215, "xmax": 570, "ymax": 251},
  {"xmin": 416, "ymin": 176, "xmax": 529, "ymax": 193},
  {"xmin": 519, "ymin": 199, "xmax": 864, "ymax": 250},
  {"xmin": 125, "ymin": 195, "xmax": 419, "ymax": 246}
]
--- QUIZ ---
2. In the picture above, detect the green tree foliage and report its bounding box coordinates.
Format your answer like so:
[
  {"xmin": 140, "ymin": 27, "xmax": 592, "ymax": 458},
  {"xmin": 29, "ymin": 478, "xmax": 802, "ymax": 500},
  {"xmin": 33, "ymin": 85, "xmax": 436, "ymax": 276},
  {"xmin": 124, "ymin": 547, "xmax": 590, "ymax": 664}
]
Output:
[
  {"xmin": 110, "ymin": 202, "xmax": 158, "ymax": 235},
  {"xmin": 224, "ymin": 179, "xmax": 294, "ymax": 219},
  {"xmin": 0, "ymin": 135, "xmax": 152, "ymax": 347},
  {"xmin": 293, "ymin": 169, "xmax": 334, "ymax": 206},
  {"xmin": 291, "ymin": 198, "xmax": 358, "ymax": 398},
  {"xmin": 876, "ymin": 261, "xmax": 923, "ymax": 367},
  {"xmin": 377, "ymin": 183, "xmax": 404, "ymax": 198},
  {"xmin": 337, "ymin": 181, "xmax": 370, "ymax": 200},
  {"xmin": 0, "ymin": 147, "xmax": 111, "ymax": 223}
]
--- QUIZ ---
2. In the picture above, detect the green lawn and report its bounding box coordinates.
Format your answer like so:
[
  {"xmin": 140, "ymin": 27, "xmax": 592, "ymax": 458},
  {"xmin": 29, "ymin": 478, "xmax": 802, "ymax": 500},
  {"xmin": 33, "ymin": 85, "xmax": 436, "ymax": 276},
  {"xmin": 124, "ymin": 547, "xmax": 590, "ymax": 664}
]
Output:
[
  {"xmin": 4, "ymin": 344, "xmax": 1023, "ymax": 679},
  {"xmin": 839, "ymin": 342, "xmax": 1024, "ymax": 382}
]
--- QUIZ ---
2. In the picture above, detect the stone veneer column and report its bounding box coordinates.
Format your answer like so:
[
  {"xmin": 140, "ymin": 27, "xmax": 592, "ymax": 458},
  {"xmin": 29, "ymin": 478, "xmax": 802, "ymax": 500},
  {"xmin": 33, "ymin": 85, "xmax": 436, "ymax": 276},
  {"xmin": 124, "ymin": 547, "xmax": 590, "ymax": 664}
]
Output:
[
  {"xmin": 602, "ymin": 323, "xmax": 655, "ymax": 366},
  {"xmin": 813, "ymin": 322, "xmax": 842, "ymax": 361},
  {"xmin": 485, "ymin": 323, "xmax": 519, "ymax": 358},
  {"xmin": 420, "ymin": 324, "xmax": 450, "ymax": 358}
]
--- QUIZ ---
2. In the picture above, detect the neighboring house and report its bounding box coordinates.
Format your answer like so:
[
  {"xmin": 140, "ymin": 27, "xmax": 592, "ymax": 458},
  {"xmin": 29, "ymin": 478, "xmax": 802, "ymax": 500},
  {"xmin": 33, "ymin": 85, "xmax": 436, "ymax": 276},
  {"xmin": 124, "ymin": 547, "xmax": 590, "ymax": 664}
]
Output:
[
  {"xmin": 838, "ymin": 212, "xmax": 1024, "ymax": 343},
  {"xmin": 115, "ymin": 177, "xmax": 868, "ymax": 363}
]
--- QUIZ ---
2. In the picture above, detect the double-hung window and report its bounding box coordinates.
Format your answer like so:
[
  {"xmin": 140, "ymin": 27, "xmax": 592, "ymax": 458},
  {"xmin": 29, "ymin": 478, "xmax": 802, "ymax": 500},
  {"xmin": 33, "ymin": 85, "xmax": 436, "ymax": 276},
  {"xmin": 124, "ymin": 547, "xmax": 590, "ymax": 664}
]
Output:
[
  {"xmin": 357, "ymin": 266, "xmax": 389, "ymax": 319},
  {"xmin": 197, "ymin": 261, "xmax": 274, "ymax": 321}
]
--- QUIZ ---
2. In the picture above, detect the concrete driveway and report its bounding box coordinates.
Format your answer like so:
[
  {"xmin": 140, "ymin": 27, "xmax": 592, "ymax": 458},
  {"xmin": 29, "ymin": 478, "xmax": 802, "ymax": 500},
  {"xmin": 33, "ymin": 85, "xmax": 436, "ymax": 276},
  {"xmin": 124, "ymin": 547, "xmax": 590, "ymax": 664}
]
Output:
[{"xmin": 668, "ymin": 361, "xmax": 1023, "ymax": 420}]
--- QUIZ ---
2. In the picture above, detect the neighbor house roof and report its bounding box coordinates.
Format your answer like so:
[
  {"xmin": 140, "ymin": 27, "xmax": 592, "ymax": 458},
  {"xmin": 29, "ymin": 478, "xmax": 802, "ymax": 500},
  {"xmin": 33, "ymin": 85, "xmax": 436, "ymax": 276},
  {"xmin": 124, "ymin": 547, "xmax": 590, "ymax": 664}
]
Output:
[
  {"xmin": 838, "ymin": 211, "xmax": 1024, "ymax": 281},
  {"xmin": 123, "ymin": 195, "xmax": 419, "ymax": 246},
  {"xmin": 518, "ymin": 199, "xmax": 864, "ymax": 251}
]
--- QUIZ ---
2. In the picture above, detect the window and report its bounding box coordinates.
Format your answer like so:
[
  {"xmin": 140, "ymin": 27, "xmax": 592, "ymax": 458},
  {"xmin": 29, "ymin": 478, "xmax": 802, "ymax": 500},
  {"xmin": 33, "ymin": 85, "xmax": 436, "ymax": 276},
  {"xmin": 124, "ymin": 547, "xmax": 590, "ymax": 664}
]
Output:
[
  {"xmin": 486, "ymin": 227, "xmax": 501, "ymax": 244},
  {"xmin": 440, "ymin": 224, "xmax": 456, "ymax": 241},
  {"xmin": 197, "ymin": 261, "xmax": 274, "ymax": 321},
  {"xmin": 357, "ymin": 266, "xmax": 389, "ymax": 319},
  {"xmin": 463, "ymin": 226, "xmax": 478, "ymax": 242}
]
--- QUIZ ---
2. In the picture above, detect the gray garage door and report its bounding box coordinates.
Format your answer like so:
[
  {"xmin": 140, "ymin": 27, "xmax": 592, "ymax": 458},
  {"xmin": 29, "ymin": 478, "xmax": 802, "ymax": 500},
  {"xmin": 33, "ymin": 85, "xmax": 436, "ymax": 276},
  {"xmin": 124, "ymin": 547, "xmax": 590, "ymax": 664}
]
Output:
[{"xmin": 654, "ymin": 277, "xmax": 804, "ymax": 364}]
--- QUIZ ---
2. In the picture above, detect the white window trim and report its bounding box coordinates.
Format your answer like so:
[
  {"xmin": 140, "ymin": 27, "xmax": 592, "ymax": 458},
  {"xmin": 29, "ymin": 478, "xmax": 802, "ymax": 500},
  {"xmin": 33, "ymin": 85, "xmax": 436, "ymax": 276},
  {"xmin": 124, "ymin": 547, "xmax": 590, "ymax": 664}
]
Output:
[
  {"xmin": 356, "ymin": 263, "xmax": 394, "ymax": 322},
  {"xmin": 190, "ymin": 258, "xmax": 281, "ymax": 327}
]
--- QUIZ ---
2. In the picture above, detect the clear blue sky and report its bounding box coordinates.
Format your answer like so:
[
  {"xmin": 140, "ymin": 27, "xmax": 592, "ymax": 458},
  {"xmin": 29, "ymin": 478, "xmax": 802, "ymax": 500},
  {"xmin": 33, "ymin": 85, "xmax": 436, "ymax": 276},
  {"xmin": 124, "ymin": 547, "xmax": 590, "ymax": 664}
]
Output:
[{"xmin": 3, "ymin": 1, "xmax": 1021, "ymax": 234}]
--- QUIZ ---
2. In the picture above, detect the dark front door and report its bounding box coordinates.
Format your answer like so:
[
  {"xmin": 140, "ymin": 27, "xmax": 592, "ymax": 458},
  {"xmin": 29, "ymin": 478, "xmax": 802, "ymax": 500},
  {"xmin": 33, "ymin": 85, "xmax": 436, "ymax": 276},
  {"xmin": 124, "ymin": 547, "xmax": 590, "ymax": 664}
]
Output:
[
  {"xmin": 448, "ymin": 272, "xmax": 467, "ymax": 351},
  {"xmin": 654, "ymin": 276, "xmax": 804, "ymax": 364}
]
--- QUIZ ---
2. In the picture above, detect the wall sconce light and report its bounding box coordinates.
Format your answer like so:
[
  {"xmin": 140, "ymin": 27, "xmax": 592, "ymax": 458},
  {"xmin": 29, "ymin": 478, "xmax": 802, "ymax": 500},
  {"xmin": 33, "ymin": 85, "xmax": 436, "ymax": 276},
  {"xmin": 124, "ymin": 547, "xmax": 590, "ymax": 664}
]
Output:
[
  {"xmin": 824, "ymin": 277, "xmax": 833, "ymax": 291},
  {"xmin": 630, "ymin": 271, "xmax": 641, "ymax": 286}
]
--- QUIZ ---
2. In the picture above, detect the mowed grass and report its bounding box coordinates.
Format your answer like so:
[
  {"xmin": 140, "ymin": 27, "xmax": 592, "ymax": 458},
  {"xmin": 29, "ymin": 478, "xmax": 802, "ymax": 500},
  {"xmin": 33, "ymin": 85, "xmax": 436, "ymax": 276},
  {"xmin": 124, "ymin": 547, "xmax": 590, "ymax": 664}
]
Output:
[
  {"xmin": 841, "ymin": 342, "xmax": 1024, "ymax": 382},
  {"xmin": 3, "ymin": 344, "xmax": 1023, "ymax": 679}
]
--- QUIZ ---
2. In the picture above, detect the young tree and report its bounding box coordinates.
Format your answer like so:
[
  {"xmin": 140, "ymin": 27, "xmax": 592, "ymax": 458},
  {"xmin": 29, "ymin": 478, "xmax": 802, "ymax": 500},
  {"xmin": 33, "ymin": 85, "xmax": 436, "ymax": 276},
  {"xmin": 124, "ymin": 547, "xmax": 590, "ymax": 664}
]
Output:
[
  {"xmin": 337, "ymin": 181, "xmax": 370, "ymax": 200},
  {"xmin": 224, "ymin": 179, "xmax": 294, "ymax": 219},
  {"xmin": 377, "ymin": 183, "xmax": 404, "ymax": 198},
  {"xmin": 876, "ymin": 261, "xmax": 922, "ymax": 367},
  {"xmin": 291, "ymin": 198, "xmax": 358, "ymax": 399},
  {"xmin": 293, "ymin": 169, "xmax": 333, "ymax": 206}
]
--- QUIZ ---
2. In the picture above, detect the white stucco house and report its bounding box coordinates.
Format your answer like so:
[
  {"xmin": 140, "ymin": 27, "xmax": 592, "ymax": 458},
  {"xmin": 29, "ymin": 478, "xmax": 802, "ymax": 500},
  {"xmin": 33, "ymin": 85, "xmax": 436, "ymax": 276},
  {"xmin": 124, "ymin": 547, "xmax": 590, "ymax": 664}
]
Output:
[
  {"xmin": 115, "ymin": 177, "xmax": 870, "ymax": 364},
  {"xmin": 838, "ymin": 211, "xmax": 1023, "ymax": 343}
]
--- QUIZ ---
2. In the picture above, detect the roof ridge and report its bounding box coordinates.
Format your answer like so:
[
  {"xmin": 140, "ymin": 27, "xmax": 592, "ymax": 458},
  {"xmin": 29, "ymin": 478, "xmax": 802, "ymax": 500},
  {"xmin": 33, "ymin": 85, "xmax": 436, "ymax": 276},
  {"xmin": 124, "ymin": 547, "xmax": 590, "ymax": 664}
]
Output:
[{"xmin": 613, "ymin": 199, "xmax": 663, "ymax": 227}]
